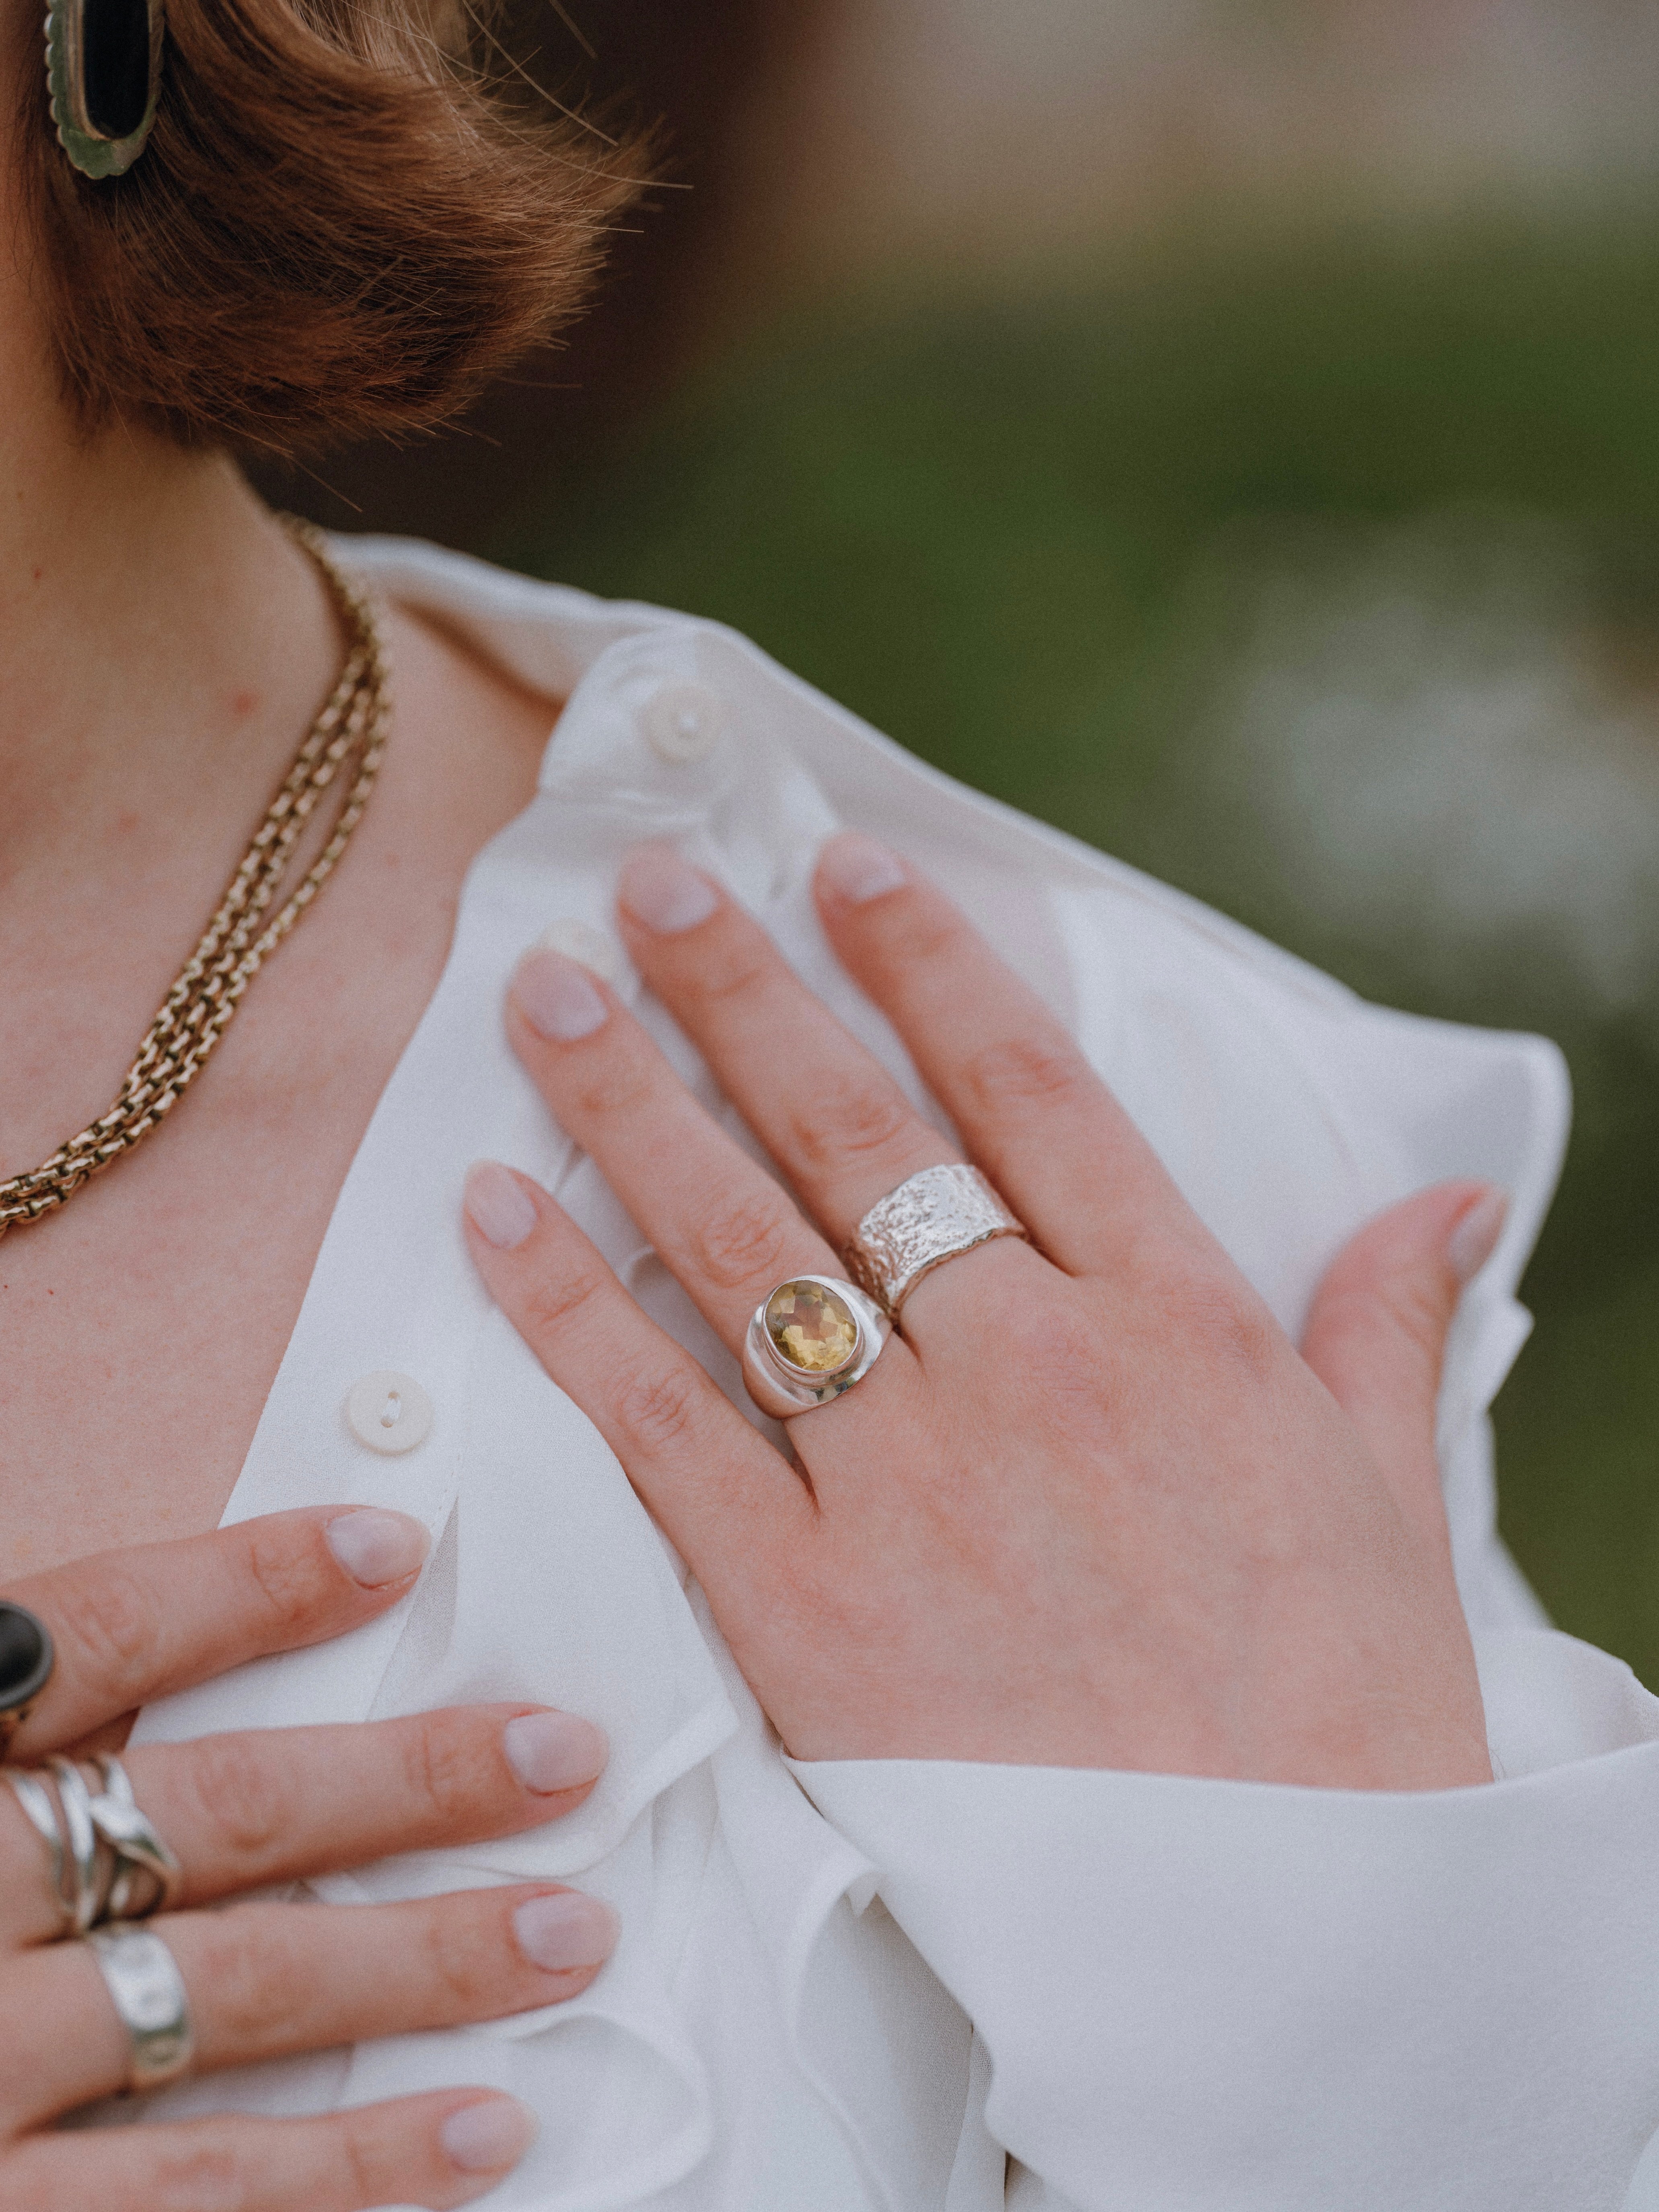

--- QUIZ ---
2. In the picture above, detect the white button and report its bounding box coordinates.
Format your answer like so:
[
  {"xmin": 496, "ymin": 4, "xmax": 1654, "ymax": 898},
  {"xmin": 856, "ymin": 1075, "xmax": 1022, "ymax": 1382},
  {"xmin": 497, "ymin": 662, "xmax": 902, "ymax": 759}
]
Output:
[
  {"xmin": 641, "ymin": 682, "xmax": 728, "ymax": 765},
  {"xmin": 345, "ymin": 1371, "xmax": 434, "ymax": 1455},
  {"xmin": 537, "ymin": 917, "xmax": 630, "ymax": 991}
]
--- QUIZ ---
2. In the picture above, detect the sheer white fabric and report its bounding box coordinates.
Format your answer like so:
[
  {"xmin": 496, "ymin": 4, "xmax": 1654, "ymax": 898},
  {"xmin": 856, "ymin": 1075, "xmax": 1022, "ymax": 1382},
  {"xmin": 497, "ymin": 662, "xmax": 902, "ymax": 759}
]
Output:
[{"xmin": 108, "ymin": 539, "xmax": 1659, "ymax": 2208}]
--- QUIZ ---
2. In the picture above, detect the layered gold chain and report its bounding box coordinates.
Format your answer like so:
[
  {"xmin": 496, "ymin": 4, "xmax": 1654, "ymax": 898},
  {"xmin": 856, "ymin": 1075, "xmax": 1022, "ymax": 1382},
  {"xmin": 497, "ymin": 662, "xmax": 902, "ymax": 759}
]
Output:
[{"xmin": 0, "ymin": 518, "xmax": 391, "ymax": 1236}]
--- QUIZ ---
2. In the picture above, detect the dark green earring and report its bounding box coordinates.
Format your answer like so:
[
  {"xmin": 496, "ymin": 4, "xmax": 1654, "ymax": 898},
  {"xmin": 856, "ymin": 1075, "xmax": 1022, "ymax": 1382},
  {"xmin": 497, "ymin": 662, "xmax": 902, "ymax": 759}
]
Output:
[{"xmin": 44, "ymin": 0, "xmax": 166, "ymax": 179}]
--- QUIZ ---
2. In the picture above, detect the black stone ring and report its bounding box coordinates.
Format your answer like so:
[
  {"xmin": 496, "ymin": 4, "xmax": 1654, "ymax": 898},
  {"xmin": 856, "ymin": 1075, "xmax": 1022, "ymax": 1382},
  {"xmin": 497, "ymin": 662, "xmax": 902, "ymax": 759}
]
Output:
[{"xmin": 0, "ymin": 1603, "xmax": 55, "ymax": 1759}]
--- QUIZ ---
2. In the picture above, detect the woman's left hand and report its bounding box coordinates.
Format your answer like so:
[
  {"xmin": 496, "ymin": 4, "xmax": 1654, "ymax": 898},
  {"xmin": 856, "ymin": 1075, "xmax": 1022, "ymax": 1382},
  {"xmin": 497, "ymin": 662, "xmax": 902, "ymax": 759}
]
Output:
[{"xmin": 463, "ymin": 837, "xmax": 1501, "ymax": 1793}]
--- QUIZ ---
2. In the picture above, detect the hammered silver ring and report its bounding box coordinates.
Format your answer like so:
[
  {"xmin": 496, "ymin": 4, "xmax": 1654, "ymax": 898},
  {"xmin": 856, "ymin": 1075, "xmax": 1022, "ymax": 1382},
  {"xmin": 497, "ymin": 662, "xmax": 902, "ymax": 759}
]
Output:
[
  {"xmin": 85, "ymin": 1923, "xmax": 194, "ymax": 2091},
  {"xmin": 843, "ymin": 1162, "xmax": 1029, "ymax": 1318}
]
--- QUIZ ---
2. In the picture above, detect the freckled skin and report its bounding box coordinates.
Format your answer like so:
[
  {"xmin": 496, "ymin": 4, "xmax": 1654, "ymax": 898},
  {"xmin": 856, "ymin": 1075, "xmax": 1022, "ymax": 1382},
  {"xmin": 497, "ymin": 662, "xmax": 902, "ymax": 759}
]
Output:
[{"xmin": 0, "ymin": 576, "xmax": 559, "ymax": 1584}]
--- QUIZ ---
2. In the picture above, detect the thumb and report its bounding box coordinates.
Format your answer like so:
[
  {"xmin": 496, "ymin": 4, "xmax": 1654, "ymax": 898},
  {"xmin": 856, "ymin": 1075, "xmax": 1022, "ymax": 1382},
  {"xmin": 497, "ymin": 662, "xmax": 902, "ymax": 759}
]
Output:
[{"xmin": 1300, "ymin": 1181, "xmax": 1508, "ymax": 1551}]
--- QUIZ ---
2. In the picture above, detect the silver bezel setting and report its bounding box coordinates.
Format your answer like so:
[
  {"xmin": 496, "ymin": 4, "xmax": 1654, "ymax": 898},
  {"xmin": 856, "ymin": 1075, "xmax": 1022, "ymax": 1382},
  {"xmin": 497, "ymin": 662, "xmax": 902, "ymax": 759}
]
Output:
[
  {"xmin": 45, "ymin": 0, "xmax": 166, "ymax": 181},
  {"xmin": 742, "ymin": 1274, "xmax": 892, "ymax": 1419}
]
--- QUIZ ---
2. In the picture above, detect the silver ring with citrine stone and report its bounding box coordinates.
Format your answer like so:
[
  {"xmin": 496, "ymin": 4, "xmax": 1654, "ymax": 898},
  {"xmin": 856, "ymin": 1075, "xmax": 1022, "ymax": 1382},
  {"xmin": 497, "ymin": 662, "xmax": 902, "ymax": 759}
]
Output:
[{"xmin": 742, "ymin": 1275, "xmax": 893, "ymax": 1419}]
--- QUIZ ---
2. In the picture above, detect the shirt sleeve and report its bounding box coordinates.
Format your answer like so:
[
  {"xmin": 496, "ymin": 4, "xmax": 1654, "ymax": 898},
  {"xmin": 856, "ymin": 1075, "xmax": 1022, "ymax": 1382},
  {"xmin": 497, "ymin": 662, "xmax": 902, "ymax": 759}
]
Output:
[{"xmin": 792, "ymin": 1628, "xmax": 1659, "ymax": 2212}]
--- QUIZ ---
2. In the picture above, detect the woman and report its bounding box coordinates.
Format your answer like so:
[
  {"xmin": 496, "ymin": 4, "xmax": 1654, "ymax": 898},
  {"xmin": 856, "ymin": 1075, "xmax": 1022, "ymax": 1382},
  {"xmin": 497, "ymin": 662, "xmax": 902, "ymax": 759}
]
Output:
[{"xmin": 4, "ymin": 0, "xmax": 1658, "ymax": 2205}]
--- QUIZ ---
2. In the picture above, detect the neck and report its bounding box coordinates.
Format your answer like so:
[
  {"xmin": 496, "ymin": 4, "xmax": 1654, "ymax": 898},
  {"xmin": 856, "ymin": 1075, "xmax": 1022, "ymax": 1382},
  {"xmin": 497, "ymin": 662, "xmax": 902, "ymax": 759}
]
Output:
[{"xmin": 0, "ymin": 181, "xmax": 341, "ymax": 894}]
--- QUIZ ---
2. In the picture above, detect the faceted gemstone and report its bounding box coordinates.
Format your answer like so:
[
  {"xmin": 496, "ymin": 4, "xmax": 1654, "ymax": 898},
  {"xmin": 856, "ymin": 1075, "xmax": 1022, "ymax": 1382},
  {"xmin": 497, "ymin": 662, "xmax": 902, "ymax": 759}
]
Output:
[
  {"xmin": 0, "ymin": 1603, "xmax": 49, "ymax": 1708},
  {"xmin": 765, "ymin": 1280, "xmax": 860, "ymax": 1375}
]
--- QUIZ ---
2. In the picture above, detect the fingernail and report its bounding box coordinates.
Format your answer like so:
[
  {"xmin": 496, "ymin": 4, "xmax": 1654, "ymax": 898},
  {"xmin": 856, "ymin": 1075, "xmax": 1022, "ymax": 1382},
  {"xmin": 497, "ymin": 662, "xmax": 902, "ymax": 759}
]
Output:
[
  {"xmin": 1448, "ymin": 1188, "xmax": 1509, "ymax": 1285},
  {"xmin": 504, "ymin": 1710, "xmax": 610, "ymax": 1794},
  {"xmin": 464, "ymin": 1160, "xmax": 538, "ymax": 1251},
  {"xmin": 818, "ymin": 831, "xmax": 907, "ymax": 905},
  {"xmin": 324, "ymin": 1508, "xmax": 430, "ymax": 1588},
  {"xmin": 514, "ymin": 1890, "xmax": 619, "ymax": 1972},
  {"xmin": 441, "ymin": 2095, "xmax": 538, "ymax": 2175},
  {"xmin": 537, "ymin": 915, "xmax": 629, "ymax": 991},
  {"xmin": 512, "ymin": 948, "xmax": 609, "ymax": 1042},
  {"xmin": 618, "ymin": 842, "xmax": 719, "ymax": 934}
]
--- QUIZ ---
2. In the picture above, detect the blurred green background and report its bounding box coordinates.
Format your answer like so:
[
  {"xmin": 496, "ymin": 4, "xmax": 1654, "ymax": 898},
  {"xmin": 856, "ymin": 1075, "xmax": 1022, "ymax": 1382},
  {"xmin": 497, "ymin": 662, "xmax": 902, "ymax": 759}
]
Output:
[{"xmin": 290, "ymin": 2, "xmax": 1659, "ymax": 1679}]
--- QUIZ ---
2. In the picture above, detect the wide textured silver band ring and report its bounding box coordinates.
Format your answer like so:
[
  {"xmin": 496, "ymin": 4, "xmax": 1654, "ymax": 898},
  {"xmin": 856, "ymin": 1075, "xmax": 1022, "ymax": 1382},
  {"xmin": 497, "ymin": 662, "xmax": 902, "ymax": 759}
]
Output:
[
  {"xmin": 0, "ymin": 1601, "xmax": 54, "ymax": 1761},
  {"xmin": 85, "ymin": 1923, "xmax": 194, "ymax": 2091},
  {"xmin": 844, "ymin": 1162, "xmax": 1030, "ymax": 1318},
  {"xmin": 742, "ymin": 1275, "xmax": 892, "ymax": 1419}
]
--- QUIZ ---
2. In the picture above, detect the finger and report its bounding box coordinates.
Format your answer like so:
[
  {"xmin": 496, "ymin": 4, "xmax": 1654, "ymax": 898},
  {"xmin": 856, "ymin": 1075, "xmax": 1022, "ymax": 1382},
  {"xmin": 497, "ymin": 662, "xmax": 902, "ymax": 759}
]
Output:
[
  {"xmin": 1, "ymin": 2090, "xmax": 537, "ymax": 2212},
  {"xmin": 500, "ymin": 941, "xmax": 849, "ymax": 1351},
  {"xmin": 4, "ymin": 1883, "xmax": 617, "ymax": 2128},
  {"xmin": 462, "ymin": 1166, "xmax": 819, "ymax": 1569},
  {"xmin": 813, "ymin": 833, "xmax": 1195, "ymax": 1274},
  {"xmin": 0, "ymin": 1702, "xmax": 609, "ymax": 1947},
  {"xmin": 1300, "ymin": 1182, "xmax": 1508, "ymax": 1550},
  {"xmin": 1, "ymin": 1508, "xmax": 432, "ymax": 1761},
  {"xmin": 614, "ymin": 841, "xmax": 953, "ymax": 1238}
]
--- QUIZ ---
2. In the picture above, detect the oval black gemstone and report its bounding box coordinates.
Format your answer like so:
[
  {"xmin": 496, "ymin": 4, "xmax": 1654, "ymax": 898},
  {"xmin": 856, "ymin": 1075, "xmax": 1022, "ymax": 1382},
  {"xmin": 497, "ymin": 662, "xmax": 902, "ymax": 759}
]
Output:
[
  {"xmin": 0, "ymin": 1604, "xmax": 52, "ymax": 1711},
  {"xmin": 80, "ymin": 0, "xmax": 152, "ymax": 142}
]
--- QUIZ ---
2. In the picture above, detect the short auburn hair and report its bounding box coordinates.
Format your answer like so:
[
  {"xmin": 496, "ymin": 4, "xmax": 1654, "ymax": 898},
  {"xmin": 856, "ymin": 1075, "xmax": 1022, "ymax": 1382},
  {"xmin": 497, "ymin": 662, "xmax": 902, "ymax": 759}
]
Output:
[{"xmin": 11, "ymin": 0, "xmax": 646, "ymax": 456}]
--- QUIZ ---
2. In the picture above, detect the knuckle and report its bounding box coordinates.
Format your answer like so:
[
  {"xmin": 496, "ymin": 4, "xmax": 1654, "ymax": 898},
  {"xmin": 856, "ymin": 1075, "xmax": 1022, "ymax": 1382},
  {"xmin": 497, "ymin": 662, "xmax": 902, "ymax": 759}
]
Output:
[
  {"xmin": 415, "ymin": 1896, "xmax": 501, "ymax": 2014},
  {"xmin": 567, "ymin": 1053, "xmax": 656, "ymax": 1126},
  {"xmin": 336, "ymin": 2116, "xmax": 390, "ymax": 2212},
  {"xmin": 240, "ymin": 1519, "xmax": 332, "ymax": 1630},
  {"xmin": 44, "ymin": 1566, "xmax": 157, "ymax": 1707},
  {"xmin": 197, "ymin": 1908, "xmax": 307, "ymax": 2048},
  {"xmin": 961, "ymin": 1032, "xmax": 1090, "ymax": 1118},
  {"xmin": 683, "ymin": 1187, "xmax": 794, "ymax": 1291},
  {"xmin": 996, "ymin": 1302, "xmax": 1105, "ymax": 1416},
  {"xmin": 143, "ymin": 2143, "xmax": 248, "ymax": 2212},
  {"xmin": 873, "ymin": 900, "xmax": 962, "ymax": 970},
  {"xmin": 613, "ymin": 1361, "xmax": 706, "ymax": 1457},
  {"xmin": 1003, "ymin": 1299, "xmax": 1096, "ymax": 1374},
  {"xmin": 1363, "ymin": 1273, "xmax": 1451, "ymax": 1363},
  {"xmin": 184, "ymin": 1734, "xmax": 290, "ymax": 1860},
  {"xmin": 519, "ymin": 1258, "xmax": 612, "ymax": 1339},
  {"xmin": 1155, "ymin": 1268, "xmax": 1279, "ymax": 1386},
  {"xmin": 785, "ymin": 1074, "xmax": 915, "ymax": 1174},
  {"xmin": 678, "ymin": 935, "xmax": 772, "ymax": 1009},
  {"xmin": 400, "ymin": 1710, "xmax": 497, "ymax": 1831}
]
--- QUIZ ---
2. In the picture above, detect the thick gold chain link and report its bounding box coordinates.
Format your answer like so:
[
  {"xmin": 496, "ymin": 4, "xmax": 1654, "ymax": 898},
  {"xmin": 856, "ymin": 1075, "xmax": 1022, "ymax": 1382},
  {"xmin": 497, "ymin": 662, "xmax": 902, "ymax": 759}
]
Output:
[{"xmin": 0, "ymin": 518, "xmax": 391, "ymax": 1235}]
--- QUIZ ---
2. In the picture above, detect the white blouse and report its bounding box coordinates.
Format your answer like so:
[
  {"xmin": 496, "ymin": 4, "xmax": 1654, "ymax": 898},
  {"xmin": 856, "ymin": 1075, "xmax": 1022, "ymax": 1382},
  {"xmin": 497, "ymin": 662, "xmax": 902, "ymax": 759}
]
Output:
[{"xmin": 117, "ymin": 536, "xmax": 1659, "ymax": 2211}]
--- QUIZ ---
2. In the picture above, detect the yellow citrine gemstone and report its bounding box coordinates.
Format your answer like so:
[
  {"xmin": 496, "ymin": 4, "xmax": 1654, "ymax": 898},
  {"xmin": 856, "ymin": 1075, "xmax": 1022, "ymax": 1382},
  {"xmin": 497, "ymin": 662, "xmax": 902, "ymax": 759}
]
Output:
[{"xmin": 765, "ymin": 1280, "xmax": 860, "ymax": 1375}]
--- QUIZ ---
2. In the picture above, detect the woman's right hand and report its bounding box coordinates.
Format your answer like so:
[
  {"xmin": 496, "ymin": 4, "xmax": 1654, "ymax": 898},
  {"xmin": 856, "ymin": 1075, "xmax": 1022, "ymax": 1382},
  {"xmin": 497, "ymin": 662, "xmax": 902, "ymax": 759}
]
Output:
[{"xmin": 0, "ymin": 1506, "xmax": 617, "ymax": 2211}]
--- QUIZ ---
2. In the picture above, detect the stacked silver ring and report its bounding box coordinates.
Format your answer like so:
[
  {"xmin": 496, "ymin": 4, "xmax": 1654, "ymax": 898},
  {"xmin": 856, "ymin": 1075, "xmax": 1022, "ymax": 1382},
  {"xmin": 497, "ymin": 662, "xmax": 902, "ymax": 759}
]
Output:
[
  {"xmin": 4, "ymin": 1750, "xmax": 192, "ymax": 2090},
  {"xmin": 5, "ymin": 1753, "xmax": 181, "ymax": 1934}
]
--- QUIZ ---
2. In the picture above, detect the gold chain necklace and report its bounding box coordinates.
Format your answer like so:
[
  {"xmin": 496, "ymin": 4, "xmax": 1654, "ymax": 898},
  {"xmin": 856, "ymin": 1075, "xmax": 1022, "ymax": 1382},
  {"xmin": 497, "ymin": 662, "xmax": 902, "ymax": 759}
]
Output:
[{"xmin": 0, "ymin": 518, "xmax": 391, "ymax": 1236}]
